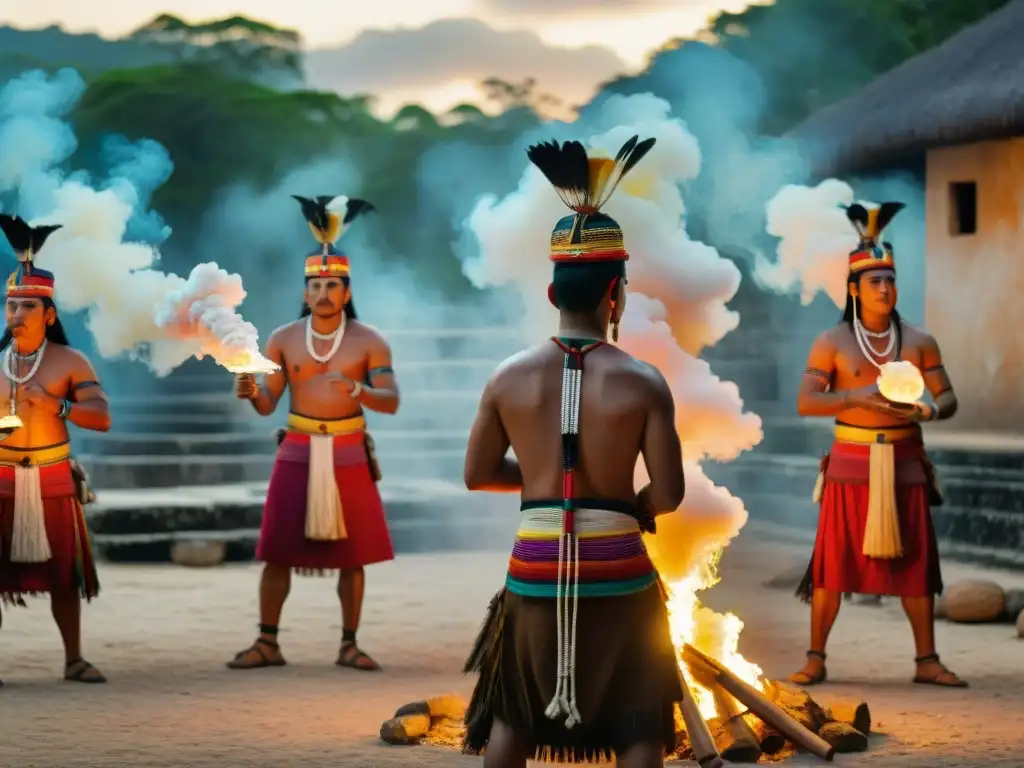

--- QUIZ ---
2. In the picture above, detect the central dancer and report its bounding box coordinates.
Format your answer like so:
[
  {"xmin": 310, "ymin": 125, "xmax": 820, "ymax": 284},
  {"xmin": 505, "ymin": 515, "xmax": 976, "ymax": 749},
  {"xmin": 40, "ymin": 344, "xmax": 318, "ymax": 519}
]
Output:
[
  {"xmin": 460, "ymin": 137, "xmax": 687, "ymax": 768},
  {"xmin": 228, "ymin": 195, "xmax": 398, "ymax": 672}
]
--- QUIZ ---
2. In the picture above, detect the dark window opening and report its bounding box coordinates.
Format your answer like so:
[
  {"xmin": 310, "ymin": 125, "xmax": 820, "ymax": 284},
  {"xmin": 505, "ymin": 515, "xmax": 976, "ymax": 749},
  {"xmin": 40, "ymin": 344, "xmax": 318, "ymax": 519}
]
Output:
[{"xmin": 949, "ymin": 181, "xmax": 977, "ymax": 235}]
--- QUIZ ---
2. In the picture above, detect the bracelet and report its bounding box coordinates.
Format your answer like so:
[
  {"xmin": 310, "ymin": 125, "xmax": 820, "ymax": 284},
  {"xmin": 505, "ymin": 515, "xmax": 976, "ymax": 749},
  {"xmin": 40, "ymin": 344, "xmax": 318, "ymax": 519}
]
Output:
[
  {"xmin": 58, "ymin": 399, "xmax": 72, "ymax": 419},
  {"xmin": 350, "ymin": 381, "xmax": 363, "ymax": 399}
]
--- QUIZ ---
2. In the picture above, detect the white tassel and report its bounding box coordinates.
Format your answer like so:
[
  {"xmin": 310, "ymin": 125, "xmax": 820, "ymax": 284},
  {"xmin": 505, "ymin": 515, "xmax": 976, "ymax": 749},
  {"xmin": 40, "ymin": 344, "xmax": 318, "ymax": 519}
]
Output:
[
  {"xmin": 305, "ymin": 435, "xmax": 346, "ymax": 540},
  {"xmin": 545, "ymin": 530, "xmax": 567, "ymax": 718},
  {"xmin": 11, "ymin": 465, "xmax": 52, "ymax": 563}
]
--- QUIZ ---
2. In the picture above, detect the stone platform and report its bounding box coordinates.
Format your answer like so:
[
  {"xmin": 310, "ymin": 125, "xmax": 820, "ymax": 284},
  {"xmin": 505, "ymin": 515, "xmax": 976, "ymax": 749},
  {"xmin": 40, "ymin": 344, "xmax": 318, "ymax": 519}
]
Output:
[{"xmin": 86, "ymin": 478, "xmax": 521, "ymax": 562}]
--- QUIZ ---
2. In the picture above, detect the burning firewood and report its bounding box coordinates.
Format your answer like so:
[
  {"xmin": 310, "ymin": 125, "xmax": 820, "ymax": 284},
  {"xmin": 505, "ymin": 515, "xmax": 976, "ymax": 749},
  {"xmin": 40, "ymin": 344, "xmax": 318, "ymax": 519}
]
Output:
[
  {"xmin": 683, "ymin": 645, "xmax": 835, "ymax": 761},
  {"xmin": 817, "ymin": 722, "xmax": 868, "ymax": 753},
  {"xmin": 709, "ymin": 683, "xmax": 762, "ymax": 763},
  {"xmin": 390, "ymin": 657, "xmax": 875, "ymax": 762},
  {"xmin": 678, "ymin": 670, "xmax": 725, "ymax": 768}
]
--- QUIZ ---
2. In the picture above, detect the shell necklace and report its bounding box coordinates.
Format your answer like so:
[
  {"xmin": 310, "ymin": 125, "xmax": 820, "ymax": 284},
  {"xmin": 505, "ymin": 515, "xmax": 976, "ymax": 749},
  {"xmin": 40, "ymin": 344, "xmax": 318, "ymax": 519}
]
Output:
[{"xmin": 305, "ymin": 315, "xmax": 345, "ymax": 368}]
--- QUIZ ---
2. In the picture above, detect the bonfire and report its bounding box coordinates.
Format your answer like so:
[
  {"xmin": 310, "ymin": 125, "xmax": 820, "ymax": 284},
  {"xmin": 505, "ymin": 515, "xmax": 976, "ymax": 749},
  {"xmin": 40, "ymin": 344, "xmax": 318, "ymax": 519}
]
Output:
[{"xmin": 380, "ymin": 558, "xmax": 873, "ymax": 763}]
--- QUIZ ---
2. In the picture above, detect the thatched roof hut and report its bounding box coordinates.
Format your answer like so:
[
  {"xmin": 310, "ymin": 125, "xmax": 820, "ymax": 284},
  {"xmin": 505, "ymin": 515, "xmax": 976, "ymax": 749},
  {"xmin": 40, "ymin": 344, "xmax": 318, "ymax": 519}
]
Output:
[{"xmin": 787, "ymin": 0, "xmax": 1024, "ymax": 177}]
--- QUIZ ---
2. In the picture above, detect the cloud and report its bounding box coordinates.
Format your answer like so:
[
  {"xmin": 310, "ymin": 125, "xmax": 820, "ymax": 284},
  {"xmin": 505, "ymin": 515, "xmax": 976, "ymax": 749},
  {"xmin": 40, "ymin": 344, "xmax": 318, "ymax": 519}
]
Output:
[{"xmin": 304, "ymin": 18, "xmax": 626, "ymax": 111}]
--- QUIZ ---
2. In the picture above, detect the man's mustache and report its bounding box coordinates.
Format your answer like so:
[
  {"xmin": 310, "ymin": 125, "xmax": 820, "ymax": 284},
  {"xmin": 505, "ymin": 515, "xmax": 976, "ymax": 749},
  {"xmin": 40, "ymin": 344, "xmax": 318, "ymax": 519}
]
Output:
[{"xmin": 316, "ymin": 300, "xmax": 335, "ymax": 307}]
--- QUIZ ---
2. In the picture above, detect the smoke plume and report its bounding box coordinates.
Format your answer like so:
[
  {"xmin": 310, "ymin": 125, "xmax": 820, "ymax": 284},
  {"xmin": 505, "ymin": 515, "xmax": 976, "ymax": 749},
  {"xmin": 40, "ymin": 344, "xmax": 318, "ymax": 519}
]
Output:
[
  {"xmin": 0, "ymin": 68, "xmax": 271, "ymax": 376},
  {"xmin": 460, "ymin": 93, "xmax": 763, "ymax": 580}
]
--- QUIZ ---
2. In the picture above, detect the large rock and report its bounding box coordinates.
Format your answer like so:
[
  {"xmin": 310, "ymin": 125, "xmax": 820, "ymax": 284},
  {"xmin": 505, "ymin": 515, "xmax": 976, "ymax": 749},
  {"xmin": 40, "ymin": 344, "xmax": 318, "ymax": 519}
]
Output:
[
  {"xmin": 170, "ymin": 540, "xmax": 226, "ymax": 567},
  {"xmin": 943, "ymin": 580, "xmax": 1006, "ymax": 623}
]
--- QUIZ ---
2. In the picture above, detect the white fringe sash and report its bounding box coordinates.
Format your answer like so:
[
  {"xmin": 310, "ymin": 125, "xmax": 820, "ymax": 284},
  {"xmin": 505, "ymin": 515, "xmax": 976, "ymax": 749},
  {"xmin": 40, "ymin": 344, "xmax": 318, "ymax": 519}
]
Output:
[
  {"xmin": 11, "ymin": 464, "xmax": 52, "ymax": 563},
  {"xmin": 305, "ymin": 435, "xmax": 347, "ymax": 541}
]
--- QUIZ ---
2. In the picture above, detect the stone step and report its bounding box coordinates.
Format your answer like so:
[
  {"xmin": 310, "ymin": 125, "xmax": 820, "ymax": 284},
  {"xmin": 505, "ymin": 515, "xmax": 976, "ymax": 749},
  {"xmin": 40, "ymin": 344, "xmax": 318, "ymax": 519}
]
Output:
[
  {"xmin": 75, "ymin": 429, "xmax": 469, "ymax": 457},
  {"xmin": 86, "ymin": 480, "xmax": 519, "ymax": 562},
  {"xmin": 708, "ymin": 451, "xmax": 1024, "ymax": 513},
  {"xmin": 80, "ymin": 449, "xmax": 466, "ymax": 489}
]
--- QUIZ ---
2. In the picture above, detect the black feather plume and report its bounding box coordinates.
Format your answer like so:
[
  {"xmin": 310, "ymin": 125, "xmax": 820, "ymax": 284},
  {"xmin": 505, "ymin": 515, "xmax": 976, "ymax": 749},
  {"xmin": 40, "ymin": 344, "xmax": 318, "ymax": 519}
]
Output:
[
  {"xmin": 0, "ymin": 214, "xmax": 62, "ymax": 264},
  {"xmin": 876, "ymin": 201, "xmax": 905, "ymax": 234},
  {"xmin": 343, "ymin": 198, "xmax": 376, "ymax": 224}
]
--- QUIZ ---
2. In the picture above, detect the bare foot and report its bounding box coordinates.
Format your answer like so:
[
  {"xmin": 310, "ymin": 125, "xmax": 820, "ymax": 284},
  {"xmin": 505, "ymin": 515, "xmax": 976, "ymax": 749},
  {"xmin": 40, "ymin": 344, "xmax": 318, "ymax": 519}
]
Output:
[
  {"xmin": 788, "ymin": 651, "xmax": 827, "ymax": 686},
  {"xmin": 226, "ymin": 637, "xmax": 287, "ymax": 670},
  {"xmin": 913, "ymin": 654, "xmax": 967, "ymax": 688}
]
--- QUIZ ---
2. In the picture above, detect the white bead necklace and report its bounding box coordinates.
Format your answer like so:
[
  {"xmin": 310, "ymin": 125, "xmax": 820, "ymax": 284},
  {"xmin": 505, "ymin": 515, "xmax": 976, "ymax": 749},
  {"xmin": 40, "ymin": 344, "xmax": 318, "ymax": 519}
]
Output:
[
  {"xmin": 852, "ymin": 305, "xmax": 896, "ymax": 371},
  {"xmin": 4, "ymin": 339, "xmax": 47, "ymax": 384},
  {"xmin": 4, "ymin": 340, "xmax": 47, "ymax": 421},
  {"xmin": 305, "ymin": 315, "xmax": 345, "ymax": 364}
]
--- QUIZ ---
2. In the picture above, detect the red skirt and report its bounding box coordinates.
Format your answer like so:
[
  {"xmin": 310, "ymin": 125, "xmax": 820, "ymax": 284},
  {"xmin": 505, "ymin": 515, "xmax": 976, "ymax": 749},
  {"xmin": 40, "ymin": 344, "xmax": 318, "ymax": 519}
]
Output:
[
  {"xmin": 0, "ymin": 460, "xmax": 100, "ymax": 603},
  {"xmin": 256, "ymin": 431, "xmax": 394, "ymax": 573},
  {"xmin": 811, "ymin": 440, "xmax": 942, "ymax": 598}
]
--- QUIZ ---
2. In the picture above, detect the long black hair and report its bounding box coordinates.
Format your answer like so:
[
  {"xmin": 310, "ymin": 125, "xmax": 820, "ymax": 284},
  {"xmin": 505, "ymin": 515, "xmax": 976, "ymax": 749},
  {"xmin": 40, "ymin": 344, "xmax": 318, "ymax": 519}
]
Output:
[
  {"xmin": 0, "ymin": 297, "xmax": 70, "ymax": 351},
  {"xmin": 841, "ymin": 273, "xmax": 903, "ymax": 355},
  {"xmin": 298, "ymin": 276, "xmax": 357, "ymax": 321}
]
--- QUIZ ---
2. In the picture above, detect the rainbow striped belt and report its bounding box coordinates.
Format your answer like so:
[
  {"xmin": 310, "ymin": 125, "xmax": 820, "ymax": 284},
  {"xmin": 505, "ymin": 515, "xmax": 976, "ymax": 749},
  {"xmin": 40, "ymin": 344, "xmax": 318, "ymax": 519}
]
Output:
[{"xmin": 505, "ymin": 503, "xmax": 656, "ymax": 599}]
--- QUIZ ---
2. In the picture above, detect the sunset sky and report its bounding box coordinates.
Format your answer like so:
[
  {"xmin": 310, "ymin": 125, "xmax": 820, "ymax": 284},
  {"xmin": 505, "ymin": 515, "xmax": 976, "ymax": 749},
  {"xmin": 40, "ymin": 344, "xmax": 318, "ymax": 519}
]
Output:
[{"xmin": 4, "ymin": 0, "xmax": 760, "ymax": 114}]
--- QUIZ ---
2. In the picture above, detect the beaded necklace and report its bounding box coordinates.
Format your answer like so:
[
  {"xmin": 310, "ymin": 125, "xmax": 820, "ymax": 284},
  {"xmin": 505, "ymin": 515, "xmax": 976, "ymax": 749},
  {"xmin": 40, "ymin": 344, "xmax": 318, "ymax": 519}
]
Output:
[{"xmin": 544, "ymin": 335, "xmax": 606, "ymax": 729}]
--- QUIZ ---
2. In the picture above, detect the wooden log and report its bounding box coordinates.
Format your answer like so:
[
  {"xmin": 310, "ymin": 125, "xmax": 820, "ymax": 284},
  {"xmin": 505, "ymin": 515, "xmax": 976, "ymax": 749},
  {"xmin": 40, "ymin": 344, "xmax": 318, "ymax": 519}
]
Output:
[
  {"xmin": 825, "ymin": 700, "xmax": 871, "ymax": 735},
  {"xmin": 678, "ymin": 673, "xmax": 725, "ymax": 768},
  {"xmin": 710, "ymin": 683, "xmax": 762, "ymax": 763},
  {"xmin": 817, "ymin": 722, "xmax": 868, "ymax": 753},
  {"xmin": 749, "ymin": 718, "xmax": 787, "ymax": 755},
  {"xmin": 380, "ymin": 713, "xmax": 430, "ymax": 745},
  {"xmin": 683, "ymin": 645, "xmax": 835, "ymax": 762}
]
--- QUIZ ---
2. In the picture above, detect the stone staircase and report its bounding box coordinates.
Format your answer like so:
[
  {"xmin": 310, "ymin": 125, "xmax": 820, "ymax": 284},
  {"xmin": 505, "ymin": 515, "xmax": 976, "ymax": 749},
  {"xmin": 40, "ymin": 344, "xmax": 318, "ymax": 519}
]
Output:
[{"xmin": 80, "ymin": 315, "xmax": 1024, "ymax": 568}]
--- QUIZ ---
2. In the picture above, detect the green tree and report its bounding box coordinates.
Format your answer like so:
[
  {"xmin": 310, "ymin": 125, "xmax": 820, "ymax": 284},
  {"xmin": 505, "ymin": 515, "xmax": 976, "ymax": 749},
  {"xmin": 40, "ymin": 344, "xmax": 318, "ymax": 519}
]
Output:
[{"xmin": 129, "ymin": 14, "xmax": 303, "ymax": 85}]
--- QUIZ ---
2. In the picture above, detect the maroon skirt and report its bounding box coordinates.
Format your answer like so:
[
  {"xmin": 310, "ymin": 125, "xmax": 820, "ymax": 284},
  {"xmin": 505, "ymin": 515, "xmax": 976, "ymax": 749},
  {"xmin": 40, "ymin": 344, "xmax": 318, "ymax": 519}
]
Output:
[
  {"xmin": 808, "ymin": 439, "xmax": 942, "ymax": 598},
  {"xmin": 256, "ymin": 431, "xmax": 394, "ymax": 573},
  {"xmin": 0, "ymin": 460, "xmax": 100, "ymax": 603}
]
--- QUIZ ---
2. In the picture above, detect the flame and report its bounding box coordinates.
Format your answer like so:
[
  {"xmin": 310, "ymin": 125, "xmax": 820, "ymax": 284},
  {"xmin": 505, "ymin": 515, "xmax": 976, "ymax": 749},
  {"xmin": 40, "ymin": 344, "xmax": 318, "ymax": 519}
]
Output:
[
  {"xmin": 220, "ymin": 350, "xmax": 281, "ymax": 375},
  {"xmin": 664, "ymin": 554, "xmax": 764, "ymax": 720}
]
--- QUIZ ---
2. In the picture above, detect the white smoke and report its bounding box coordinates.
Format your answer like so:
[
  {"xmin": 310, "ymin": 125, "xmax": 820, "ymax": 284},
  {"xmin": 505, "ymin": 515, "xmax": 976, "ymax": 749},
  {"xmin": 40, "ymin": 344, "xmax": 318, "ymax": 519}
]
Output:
[
  {"xmin": 0, "ymin": 68, "xmax": 270, "ymax": 376},
  {"xmin": 462, "ymin": 93, "xmax": 764, "ymax": 579},
  {"xmin": 754, "ymin": 179, "xmax": 859, "ymax": 310}
]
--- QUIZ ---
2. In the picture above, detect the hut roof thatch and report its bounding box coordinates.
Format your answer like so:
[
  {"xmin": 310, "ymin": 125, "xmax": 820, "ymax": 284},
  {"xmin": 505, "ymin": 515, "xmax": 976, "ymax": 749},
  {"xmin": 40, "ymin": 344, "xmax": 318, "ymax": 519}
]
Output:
[{"xmin": 787, "ymin": 0, "xmax": 1024, "ymax": 177}]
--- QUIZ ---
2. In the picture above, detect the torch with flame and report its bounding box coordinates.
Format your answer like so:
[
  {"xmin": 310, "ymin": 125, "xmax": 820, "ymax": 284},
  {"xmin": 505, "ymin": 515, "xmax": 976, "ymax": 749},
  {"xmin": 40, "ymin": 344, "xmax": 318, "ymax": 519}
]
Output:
[{"xmin": 877, "ymin": 360, "xmax": 925, "ymax": 404}]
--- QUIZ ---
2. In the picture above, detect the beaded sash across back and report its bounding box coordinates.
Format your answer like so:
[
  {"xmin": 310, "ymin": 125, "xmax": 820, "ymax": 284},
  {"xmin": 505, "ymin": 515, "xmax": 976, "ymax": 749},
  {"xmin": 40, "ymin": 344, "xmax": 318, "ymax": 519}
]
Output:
[{"xmin": 504, "ymin": 337, "xmax": 657, "ymax": 730}]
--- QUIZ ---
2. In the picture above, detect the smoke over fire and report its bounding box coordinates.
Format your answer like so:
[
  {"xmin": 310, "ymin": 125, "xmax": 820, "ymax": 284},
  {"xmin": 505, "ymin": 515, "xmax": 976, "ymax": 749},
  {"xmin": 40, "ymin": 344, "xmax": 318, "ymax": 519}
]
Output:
[{"xmin": 459, "ymin": 92, "xmax": 766, "ymax": 714}]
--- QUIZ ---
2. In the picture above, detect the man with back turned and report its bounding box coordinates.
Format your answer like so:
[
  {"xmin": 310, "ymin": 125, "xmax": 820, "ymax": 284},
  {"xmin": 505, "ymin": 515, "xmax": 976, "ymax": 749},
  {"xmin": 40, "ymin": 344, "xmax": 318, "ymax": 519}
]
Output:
[{"xmin": 461, "ymin": 137, "xmax": 687, "ymax": 768}]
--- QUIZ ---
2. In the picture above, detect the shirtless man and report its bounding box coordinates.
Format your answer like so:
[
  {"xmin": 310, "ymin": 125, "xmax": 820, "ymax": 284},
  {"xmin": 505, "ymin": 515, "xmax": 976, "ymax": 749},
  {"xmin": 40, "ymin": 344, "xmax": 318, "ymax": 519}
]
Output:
[
  {"xmin": 462, "ymin": 137, "xmax": 686, "ymax": 768},
  {"xmin": 227, "ymin": 196, "xmax": 396, "ymax": 672},
  {"xmin": 791, "ymin": 201, "xmax": 966, "ymax": 689},
  {"xmin": 0, "ymin": 214, "xmax": 110, "ymax": 685}
]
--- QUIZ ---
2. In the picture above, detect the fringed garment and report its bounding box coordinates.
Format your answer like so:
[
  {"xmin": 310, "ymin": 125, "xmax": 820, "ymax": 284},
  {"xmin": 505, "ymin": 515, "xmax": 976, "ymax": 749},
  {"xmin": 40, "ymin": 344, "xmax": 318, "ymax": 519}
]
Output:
[
  {"xmin": 463, "ymin": 338, "xmax": 683, "ymax": 762},
  {"xmin": 797, "ymin": 423, "xmax": 943, "ymax": 602},
  {"xmin": 256, "ymin": 413, "xmax": 393, "ymax": 574},
  {"xmin": 0, "ymin": 446, "xmax": 99, "ymax": 604}
]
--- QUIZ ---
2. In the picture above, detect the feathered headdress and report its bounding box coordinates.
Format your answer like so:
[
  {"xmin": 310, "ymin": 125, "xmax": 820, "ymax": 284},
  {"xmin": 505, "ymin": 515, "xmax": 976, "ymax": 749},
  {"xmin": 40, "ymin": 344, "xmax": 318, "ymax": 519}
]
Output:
[
  {"xmin": 0, "ymin": 213, "xmax": 62, "ymax": 298},
  {"xmin": 845, "ymin": 201, "xmax": 904, "ymax": 275},
  {"xmin": 527, "ymin": 135, "xmax": 656, "ymax": 262},
  {"xmin": 292, "ymin": 195, "xmax": 375, "ymax": 279}
]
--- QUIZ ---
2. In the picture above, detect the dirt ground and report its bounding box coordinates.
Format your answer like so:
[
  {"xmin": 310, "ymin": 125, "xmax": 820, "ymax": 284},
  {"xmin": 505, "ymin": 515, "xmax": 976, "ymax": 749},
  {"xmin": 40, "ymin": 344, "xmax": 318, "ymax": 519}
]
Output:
[{"xmin": 2, "ymin": 527, "xmax": 1023, "ymax": 767}]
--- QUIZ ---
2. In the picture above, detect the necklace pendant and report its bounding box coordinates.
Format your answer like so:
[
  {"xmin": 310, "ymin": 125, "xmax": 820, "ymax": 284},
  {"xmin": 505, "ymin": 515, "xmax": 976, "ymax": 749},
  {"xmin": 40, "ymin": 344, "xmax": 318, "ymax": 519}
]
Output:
[{"xmin": 318, "ymin": 362, "xmax": 329, "ymax": 373}]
